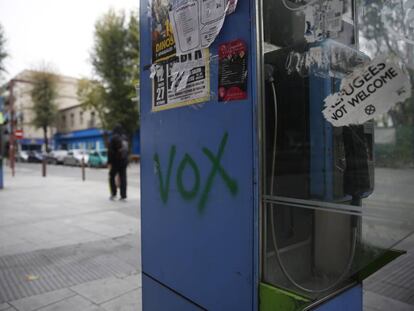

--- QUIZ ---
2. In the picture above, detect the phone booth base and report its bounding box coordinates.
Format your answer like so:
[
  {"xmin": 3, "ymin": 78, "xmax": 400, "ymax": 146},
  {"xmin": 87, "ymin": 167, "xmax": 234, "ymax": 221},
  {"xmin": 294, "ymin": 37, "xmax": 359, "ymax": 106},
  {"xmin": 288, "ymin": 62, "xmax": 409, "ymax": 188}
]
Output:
[{"xmin": 142, "ymin": 275, "xmax": 205, "ymax": 311}]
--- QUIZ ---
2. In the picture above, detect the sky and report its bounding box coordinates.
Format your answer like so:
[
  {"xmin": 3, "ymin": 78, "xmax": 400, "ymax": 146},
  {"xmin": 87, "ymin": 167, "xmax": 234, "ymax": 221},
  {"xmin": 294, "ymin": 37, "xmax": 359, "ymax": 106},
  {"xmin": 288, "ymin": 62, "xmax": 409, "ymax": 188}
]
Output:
[{"xmin": 0, "ymin": 0, "xmax": 139, "ymax": 82}]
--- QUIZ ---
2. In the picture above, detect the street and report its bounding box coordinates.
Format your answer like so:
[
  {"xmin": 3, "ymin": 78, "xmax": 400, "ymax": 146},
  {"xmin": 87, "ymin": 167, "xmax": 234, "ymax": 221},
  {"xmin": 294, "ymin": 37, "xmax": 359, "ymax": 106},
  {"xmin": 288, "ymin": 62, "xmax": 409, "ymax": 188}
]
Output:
[{"xmin": 0, "ymin": 163, "xmax": 413, "ymax": 310}]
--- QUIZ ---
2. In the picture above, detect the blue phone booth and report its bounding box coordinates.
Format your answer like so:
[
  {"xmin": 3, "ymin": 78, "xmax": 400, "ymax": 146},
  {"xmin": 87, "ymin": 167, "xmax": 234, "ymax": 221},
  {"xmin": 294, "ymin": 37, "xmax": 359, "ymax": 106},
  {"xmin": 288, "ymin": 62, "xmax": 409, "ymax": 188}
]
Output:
[{"xmin": 139, "ymin": 0, "xmax": 411, "ymax": 310}]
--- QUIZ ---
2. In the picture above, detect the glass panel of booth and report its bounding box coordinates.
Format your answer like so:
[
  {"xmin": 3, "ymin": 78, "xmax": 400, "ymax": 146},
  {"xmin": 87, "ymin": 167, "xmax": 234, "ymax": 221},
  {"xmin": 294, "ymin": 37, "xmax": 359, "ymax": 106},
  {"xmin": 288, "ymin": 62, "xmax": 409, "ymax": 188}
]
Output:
[
  {"xmin": 260, "ymin": 0, "xmax": 414, "ymax": 303},
  {"xmin": 262, "ymin": 196, "xmax": 413, "ymax": 298}
]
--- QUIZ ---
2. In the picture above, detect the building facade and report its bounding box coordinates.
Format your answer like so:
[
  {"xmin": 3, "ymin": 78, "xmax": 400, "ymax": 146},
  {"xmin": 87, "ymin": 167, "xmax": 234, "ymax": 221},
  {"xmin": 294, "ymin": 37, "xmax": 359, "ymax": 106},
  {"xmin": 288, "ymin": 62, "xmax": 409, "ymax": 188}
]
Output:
[
  {"xmin": 4, "ymin": 70, "xmax": 81, "ymax": 151},
  {"xmin": 2, "ymin": 70, "xmax": 140, "ymax": 154},
  {"xmin": 54, "ymin": 104, "xmax": 105, "ymax": 150}
]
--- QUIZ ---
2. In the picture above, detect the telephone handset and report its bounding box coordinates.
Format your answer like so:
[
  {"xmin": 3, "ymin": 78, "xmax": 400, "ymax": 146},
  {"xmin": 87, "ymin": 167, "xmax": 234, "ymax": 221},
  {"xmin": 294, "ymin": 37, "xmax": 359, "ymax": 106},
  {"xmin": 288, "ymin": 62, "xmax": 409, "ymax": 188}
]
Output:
[{"xmin": 343, "ymin": 124, "xmax": 373, "ymax": 204}]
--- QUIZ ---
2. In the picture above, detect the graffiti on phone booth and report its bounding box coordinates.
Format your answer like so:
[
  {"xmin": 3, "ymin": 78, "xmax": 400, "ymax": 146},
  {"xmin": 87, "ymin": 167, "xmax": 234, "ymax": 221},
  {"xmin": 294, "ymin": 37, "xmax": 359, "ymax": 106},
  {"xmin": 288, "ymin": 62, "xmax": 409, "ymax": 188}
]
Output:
[{"xmin": 153, "ymin": 132, "xmax": 239, "ymax": 213}]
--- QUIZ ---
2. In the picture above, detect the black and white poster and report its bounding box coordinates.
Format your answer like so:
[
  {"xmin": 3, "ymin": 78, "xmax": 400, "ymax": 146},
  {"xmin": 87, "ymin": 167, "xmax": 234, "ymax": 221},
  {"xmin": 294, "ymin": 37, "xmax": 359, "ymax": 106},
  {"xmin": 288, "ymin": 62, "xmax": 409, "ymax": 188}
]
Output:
[{"xmin": 152, "ymin": 49, "xmax": 210, "ymax": 111}]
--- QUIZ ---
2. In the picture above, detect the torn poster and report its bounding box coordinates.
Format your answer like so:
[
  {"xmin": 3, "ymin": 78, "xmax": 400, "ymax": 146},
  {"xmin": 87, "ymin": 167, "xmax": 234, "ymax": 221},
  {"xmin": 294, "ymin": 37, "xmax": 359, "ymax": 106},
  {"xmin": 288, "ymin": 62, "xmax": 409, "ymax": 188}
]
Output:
[
  {"xmin": 218, "ymin": 39, "xmax": 248, "ymax": 101},
  {"xmin": 227, "ymin": 0, "xmax": 238, "ymax": 14},
  {"xmin": 287, "ymin": 42, "xmax": 368, "ymax": 78},
  {"xmin": 169, "ymin": 0, "xmax": 238, "ymax": 56},
  {"xmin": 304, "ymin": 0, "xmax": 343, "ymax": 43},
  {"xmin": 152, "ymin": 0, "xmax": 176, "ymax": 62},
  {"xmin": 152, "ymin": 49, "xmax": 210, "ymax": 111},
  {"xmin": 323, "ymin": 55, "xmax": 412, "ymax": 127}
]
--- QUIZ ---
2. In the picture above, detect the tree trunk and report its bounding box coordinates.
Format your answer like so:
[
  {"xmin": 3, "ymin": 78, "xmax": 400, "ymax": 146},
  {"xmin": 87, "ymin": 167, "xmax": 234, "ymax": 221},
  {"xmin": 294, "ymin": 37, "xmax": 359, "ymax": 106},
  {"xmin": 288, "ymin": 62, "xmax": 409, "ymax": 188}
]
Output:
[{"xmin": 43, "ymin": 126, "xmax": 49, "ymax": 152}]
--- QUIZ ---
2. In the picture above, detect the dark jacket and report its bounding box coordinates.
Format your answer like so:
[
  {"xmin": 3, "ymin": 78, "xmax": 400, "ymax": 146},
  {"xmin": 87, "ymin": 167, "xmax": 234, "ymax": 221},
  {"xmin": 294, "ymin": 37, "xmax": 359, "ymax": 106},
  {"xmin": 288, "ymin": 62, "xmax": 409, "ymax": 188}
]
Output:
[{"xmin": 108, "ymin": 133, "xmax": 129, "ymax": 167}]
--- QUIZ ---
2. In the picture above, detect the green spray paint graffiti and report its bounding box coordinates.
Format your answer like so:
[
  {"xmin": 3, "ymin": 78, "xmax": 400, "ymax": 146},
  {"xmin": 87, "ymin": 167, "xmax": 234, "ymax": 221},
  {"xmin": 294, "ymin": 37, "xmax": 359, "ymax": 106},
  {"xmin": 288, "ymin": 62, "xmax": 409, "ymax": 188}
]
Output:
[
  {"xmin": 177, "ymin": 154, "xmax": 200, "ymax": 201},
  {"xmin": 153, "ymin": 132, "xmax": 238, "ymax": 212},
  {"xmin": 153, "ymin": 145, "xmax": 176, "ymax": 204},
  {"xmin": 199, "ymin": 133, "xmax": 238, "ymax": 209}
]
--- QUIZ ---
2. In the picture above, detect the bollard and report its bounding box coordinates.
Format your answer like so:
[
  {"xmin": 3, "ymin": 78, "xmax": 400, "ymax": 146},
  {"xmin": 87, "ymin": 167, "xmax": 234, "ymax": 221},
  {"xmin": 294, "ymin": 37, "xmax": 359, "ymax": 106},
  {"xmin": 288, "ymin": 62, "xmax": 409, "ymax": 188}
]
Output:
[
  {"xmin": 42, "ymin": 158, "xmax": 47, "ymax": 177},
  {"xmin": 10, "ymin": 144, "xmax": 15, "ymax": 177},
  {"xmin": 0, "ymin": 156, "xmax": 3, "ymax": 189},
  {"xmin": 81, "ymin": 157, "xmax": 85, "ymax": 181}
]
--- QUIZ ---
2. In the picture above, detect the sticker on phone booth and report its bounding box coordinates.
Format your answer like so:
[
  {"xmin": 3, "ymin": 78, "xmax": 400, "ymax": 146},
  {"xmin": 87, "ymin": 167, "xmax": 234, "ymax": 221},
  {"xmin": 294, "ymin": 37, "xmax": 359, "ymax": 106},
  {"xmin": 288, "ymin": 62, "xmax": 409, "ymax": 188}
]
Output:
[
  {"xmin": 218, "ymin": 39, "xmax": 248, "ymax": 102},
  {"xmin": 323, "ymin": 55, "xmax": 412, "ymax": 127}
]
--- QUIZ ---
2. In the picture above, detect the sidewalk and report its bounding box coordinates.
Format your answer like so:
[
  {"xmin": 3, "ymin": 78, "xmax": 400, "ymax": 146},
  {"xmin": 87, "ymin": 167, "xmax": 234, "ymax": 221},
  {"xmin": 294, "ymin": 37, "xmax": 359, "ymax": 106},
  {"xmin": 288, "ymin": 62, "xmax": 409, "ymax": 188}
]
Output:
[{"xmin": 0, "ymin": 163, "xmax": 142, "ymax": 311}]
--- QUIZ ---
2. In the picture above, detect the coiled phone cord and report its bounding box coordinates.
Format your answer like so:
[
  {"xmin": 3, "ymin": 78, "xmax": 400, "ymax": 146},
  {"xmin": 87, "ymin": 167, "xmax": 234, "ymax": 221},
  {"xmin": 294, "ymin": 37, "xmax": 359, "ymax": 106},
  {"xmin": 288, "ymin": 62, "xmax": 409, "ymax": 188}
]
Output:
[
  {"xmin": 281, "ymin": 0, "xmax": 319, "ymax": 12},
  {"xmin": 268, "ymin": 80, "xmax": 358, "ymax": 294}
]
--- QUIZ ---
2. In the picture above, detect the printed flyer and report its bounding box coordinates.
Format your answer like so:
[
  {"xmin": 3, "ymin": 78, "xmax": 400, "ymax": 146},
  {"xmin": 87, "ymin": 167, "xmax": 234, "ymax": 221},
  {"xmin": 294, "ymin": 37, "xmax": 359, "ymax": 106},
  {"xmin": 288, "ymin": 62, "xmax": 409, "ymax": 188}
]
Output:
[
  {"xmin": 323, "ymin": 55, "xmax": 412, "ymax": 126},
  {"xmin": 218, "ymin": 39, "xmax": 248, "ymax": 102},
  {"xmin": 169, "ymin": 0, "xmax": 238, "ymax": 55},
  {"xmin": 152, "ymin": 49, "xmax": 210, "ymax": 111},
  {"xmin": 152, "ymin": 0, "xmax": 176, "ymax": 62},
  {"xmin": 151, "ymin": 0, "xmax": 211, "ymax": 111}
]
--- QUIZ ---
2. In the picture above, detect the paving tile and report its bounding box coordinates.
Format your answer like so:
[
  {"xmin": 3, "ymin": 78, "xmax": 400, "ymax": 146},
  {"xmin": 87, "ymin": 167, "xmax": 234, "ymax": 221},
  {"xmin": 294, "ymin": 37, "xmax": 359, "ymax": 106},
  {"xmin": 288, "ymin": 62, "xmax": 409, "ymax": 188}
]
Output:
[
  {"xmin": 366, "ymin": 278, "xmax": 414, "ymax": 306},
  {"xmin": 55, "ymin": 231, "xmax": 105, "ymax": 245},
  {"xmin": 407, "ymin": 291, "xmax": 414, "ymax": 305},
  {"xmin": 0, "ymin": 237, "xmax": 139, "ymax": 303},
  {"xmin": 37, "ymin": 295, "xmax": 104, "ymax": 311},
  {"xmin": 364, "ymin": 290, "xmax": 414, "ymax": 311},
  {"xmin": 0, "ymin": 232, "xmax": 26, "ymax": 248},
  {"xmin": 0, "ymin": 303, "xmax": 10, "ymax": 311},
  {"xmin": 70, "ymin": 276, "xmax": 140, "ymax": 305},
  {"xmin": 101, "ymin": 289, "xmax": 142, "ymax": 311},
  {"xmin": 120, "ymin": 274, "xmax": 142, "ymax": 288},
  {"xmin": 9, "ymin": 289, "xmax": 75, "ymax": 311},
  {"xmin": 397, "ymin": 235, "xmax": 414, "ymax": 254},
  {"xmin": 0, "ymin": 241, "xmax": 42, "ymax": 257}
]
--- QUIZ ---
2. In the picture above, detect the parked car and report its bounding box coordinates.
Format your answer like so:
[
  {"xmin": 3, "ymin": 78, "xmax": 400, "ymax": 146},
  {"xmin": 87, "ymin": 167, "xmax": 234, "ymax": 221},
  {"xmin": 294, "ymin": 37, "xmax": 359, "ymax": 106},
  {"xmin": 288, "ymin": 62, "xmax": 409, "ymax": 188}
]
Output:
[
  {"xmin": 27, "ymin": 151, "xmax": 43, "ymax": 163},
  {"xmin": 88, "ymin": 150, "xmax": 108, "ymax": 168},
  {"xmin": 17, "ymin": 150, "xmax": 29, "ymax": 162},
  {"xmin": 45, "ymin": 151, "xmax": 57, "ymax": 164},
  {"xmin": 54, "ymin": 150, "xmax": 69, "ymax": 164},
  {"xmin": 63, "ymin": 150, "xmax": 89, "ymax": 166},
  {"xmin": 46, "ymin": 150, "xmax": 68, "ymax": 164}
]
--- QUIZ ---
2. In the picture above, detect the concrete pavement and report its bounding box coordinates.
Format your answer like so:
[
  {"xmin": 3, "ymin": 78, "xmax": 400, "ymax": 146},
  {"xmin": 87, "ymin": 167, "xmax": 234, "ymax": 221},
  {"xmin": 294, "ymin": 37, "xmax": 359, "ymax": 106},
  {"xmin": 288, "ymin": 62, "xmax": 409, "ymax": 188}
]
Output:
[
  {"xmin": 363, "ymin": 168, "xmax": 414, "ymax": 311},
  {"xmin": 0, "ymin": 163, "xmax": 142, "ymax": 311}
]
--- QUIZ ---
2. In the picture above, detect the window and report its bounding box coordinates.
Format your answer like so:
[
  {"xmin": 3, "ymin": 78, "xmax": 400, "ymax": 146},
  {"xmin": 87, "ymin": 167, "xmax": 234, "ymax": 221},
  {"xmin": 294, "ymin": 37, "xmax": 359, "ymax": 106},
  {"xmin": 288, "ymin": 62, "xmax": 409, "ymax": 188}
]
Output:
[
  {"xmin": 70, "ymin": 113, "xmax": 75, "ymax": 127},
  {"xmin": 90, "ymin": 112, "xmax": 96, "ymax": 127},
  {"xmin": 61, "ymin": 115, "xmax": 66, "ymax": 128},
  {"xmin": 80, "ymin": 111, "xmax": 84, "ymax": 125}
]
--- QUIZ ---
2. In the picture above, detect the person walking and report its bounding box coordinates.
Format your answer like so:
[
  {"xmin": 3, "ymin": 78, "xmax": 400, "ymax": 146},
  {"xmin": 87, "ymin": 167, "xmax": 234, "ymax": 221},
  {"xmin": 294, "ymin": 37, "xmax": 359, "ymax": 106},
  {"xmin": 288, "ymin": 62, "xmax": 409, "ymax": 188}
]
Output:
[{"xmin": 108, "ymin": 124, "xmax": 129, "ymax": 201}]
